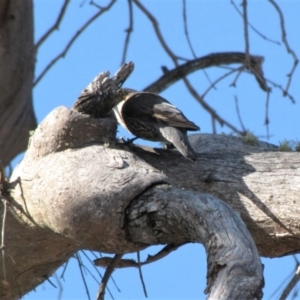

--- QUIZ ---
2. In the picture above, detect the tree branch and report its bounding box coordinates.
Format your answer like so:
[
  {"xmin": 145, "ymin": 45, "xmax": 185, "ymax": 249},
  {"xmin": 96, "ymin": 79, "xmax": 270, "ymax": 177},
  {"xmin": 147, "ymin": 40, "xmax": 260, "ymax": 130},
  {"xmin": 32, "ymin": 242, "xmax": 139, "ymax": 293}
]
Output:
[
  {"xmin": 268, "ymin": 0, "xmax": 299, "ymax": 95},
  {"xmin": 35, "ymin": 0, "xmax": 70, "ymax": 50},
  {"xmin": 126, "ymin": 185, "xmax": 264, "ymax": 299},
  {"xmin": 144, "ymin": 52, "xmax": 269, "ymax": 93},
  {"xmin": 33, "ymin": 0, "xmax": 116, "ymax": 86}
]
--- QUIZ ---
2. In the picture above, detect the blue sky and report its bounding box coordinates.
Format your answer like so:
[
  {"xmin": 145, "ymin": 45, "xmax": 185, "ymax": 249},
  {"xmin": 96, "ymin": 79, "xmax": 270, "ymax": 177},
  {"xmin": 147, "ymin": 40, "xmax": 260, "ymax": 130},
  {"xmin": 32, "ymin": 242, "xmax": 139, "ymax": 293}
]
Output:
[{"xmin": 22, "ymin": 0, "xmax": 300, "ymax": 299}]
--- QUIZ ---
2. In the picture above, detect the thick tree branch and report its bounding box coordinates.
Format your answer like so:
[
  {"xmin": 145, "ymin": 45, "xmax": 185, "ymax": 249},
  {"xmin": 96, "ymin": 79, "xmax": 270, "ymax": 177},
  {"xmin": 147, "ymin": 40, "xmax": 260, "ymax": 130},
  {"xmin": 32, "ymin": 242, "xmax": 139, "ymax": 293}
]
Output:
[
  {"xmin": 1, "ymin": 67, "xmax": 299, "ymax": 299},
  {"xmin": 0, "ymin": 0, "xmax": 36, "ymax": 166},
  {"xmin": 126, "ymin": 184, "xmax": 263, "ymax": 299}
]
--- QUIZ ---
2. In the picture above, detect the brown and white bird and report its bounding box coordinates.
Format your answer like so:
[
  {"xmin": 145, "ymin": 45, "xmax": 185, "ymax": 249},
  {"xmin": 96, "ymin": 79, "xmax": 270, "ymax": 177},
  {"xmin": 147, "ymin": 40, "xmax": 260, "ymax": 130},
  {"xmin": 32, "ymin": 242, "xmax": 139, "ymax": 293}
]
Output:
[{"xmin": 113, "ymin": 90, "xmax": 200, "ymax": 161}]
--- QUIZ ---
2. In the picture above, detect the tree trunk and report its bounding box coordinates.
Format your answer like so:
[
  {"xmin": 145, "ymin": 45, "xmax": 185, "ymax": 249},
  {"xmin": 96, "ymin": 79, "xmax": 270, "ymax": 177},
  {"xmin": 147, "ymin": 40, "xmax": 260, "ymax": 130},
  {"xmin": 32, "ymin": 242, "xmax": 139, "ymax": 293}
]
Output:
[{"xmin": 0, "ymin": 0, "xmax": 36, "ymax": 166}]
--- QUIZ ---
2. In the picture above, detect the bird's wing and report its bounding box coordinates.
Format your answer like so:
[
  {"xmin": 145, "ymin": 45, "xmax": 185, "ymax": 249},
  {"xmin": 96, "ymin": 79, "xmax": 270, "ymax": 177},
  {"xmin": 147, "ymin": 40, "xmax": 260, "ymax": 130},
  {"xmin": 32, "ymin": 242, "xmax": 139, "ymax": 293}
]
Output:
[{"xmin": 122, "ymin": 92, "xmax": 200, "ymax": 131}]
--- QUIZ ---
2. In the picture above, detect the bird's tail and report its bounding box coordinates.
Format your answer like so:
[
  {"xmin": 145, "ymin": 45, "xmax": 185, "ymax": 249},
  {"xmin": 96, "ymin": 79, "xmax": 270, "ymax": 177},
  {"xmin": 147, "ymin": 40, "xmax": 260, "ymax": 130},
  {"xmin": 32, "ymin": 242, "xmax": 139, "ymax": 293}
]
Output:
[{"xmin": 159, "ymin": 127, "xmax": 197, "ymax": 162}]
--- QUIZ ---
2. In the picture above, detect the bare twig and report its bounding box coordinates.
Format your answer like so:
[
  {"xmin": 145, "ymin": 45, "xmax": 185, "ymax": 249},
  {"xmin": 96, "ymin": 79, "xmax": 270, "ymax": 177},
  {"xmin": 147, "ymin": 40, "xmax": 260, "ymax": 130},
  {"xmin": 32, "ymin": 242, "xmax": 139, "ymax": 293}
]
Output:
[
  {"xmin": 34, "ymin": 0, "xmax": 116, "ymax": 86},
  {"xmin": 35, "ymin": 0, "xmax": 70, "ymax": 50},
  {"xmin": 96, "ymin": 254, "xmax": 123, "ymax": 300},
  {"xmin": 60, "ymin": 261, "xmax": 68, "ymax": 280},
  {"xmin": 75, "ymin": 252, "xmax": 91, "ymax": 300},
  {"xmin": 0, "ymin": 165, "xmax": 9, "ymax": 281},
  {"xmin": 121, "ymin": 0, "xmax": 134, "ymax": 65},
  {"xmin": 230, "ymin": 67, "xmax": 245, "ymax": 88},
  {"xmin": 202, "ymin": 66, "xmax": 242, "ymax": 98},
  {"xmin": 242, "ymin": 0, "xmax": 250, "ymax": 66},
  {"xmin": 182, "ymin": 0, "xmax": 196, "ymax": 58},
  {"xmin": 132, "ymin": 0, "xmax": 178, "ymax": 64},
  {"xmin": 212, "ymin": 117, "xmax": 216, "ymax": 134},
  {"xmin": 81, "ymin": 251, "xmax": 116, "ymax": 298},
  {"xmin": 266, "ymin": 78, "xmax": 295, "ymax": 103},
  {"xmin": 94, "ymin": 244, "xmax": 187, "ymax": 269},
  {"xmin": 234, "ymin": 96, "xmax": 246, "ymax": 132},
  {"xmin": 182, "ymin": 0, "xmax": 215, "ymax": 88},
  {"xmin": 279, "ymin": 265, "xmax": 300, "ymax": 300},
  {"xmin": 183, "ymin": 76, "xmax": 244, "ymax": 135},
  {"xmin": 137, "ymin": 251, "xmax": 148, "ymax": 298},
  {"xmin": 45, "ymin": 276, "xmax": 57, "ymax": 288},
  {"xmin": 0, "ymin": 199, "xmax": 7, "ymax": 281},
  {"xmin": 268, "ymin": 0, "xmax": 299, "ymax": 95},
  {"xmin": 264, "ymin": 91, "xmax": 271, "ymax": 139},
  {"xmin": 53, "ymin": 273, "xmax": 63, "ymax": 300},
  {"xmin": 230, "ymin": 0, "xmax": 280, "ymax": 45}
]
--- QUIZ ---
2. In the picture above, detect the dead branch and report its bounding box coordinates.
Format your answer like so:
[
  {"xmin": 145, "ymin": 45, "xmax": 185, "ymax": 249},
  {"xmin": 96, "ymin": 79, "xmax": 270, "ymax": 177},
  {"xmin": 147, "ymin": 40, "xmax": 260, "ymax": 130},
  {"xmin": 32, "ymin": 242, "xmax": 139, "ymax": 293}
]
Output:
[
  {"xmin": 33, "ymin": 0, "xmax": 116, "ymax": 86},
  {"xmin": 183, "ymin": 76, "xmax": 244, "ymax": 134},
  {"xmin": 126, "ymin": 185, "xmax": 264, "ymax": 299},
  {"xmin": 132, "ymin": 0, "xmax": 178, "ymax": 64},
  {"xmin": 242, "ymin": 0, "xmax": 251, "ymax": 66},
  {"xmin": 96, "ymin": 254, "xmax": 123, "ymax": 300},
  {"xmin": 268, "ymin": 0, "xmax": 299, "ymax": 95},
  {"xmin": 230, "ymin": 0, "xmax": 280, "ymax": 45},
  {"xmin": 279, "ymin": 265, "xmax": 300, "ymax": 300},
  {"xmin": 121, "ymin": 0, "xmax": 134, "ymax": 65},
  {"xmin": 144, "ymin": 52, "xmax": 268, "ymax": 93},
  {"xmin": 35, "ymin": 0, "xmax": 70, "ymax": 50}
]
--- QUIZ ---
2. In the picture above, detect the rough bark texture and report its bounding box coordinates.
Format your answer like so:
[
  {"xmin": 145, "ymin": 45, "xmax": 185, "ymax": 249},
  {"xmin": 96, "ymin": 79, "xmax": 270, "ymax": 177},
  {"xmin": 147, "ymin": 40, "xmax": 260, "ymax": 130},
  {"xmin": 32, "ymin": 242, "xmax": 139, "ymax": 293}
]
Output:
[
  {"xmin": 0, "ymin": 0, "xmax": 36, "ymax": 166},
  {"xmin": 1, "ymin": 100, "xmax": 299, "ymax": 298},
  {"xmin": 126, "ymin": 185, "xmax": 264, "ymax": 299},
  {"xmin": 131, "ymin": 134, "xmax": 300, "ymax": 257},
  {"xmin": 0, "ymin": 105, "xmax": 269, "ymax": 299}
]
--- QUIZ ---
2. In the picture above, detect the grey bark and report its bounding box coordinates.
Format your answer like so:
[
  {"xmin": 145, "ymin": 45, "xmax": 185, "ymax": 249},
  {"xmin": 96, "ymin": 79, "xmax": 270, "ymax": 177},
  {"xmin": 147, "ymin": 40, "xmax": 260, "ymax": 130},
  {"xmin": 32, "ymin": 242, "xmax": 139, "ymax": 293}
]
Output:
[
  {"xmin": 3, "ymin": 100, "xmax": 300, "ymax": 298},
  {"xmin": 0, "ymin": 0, "xmax": 36, "ymax": 166}
]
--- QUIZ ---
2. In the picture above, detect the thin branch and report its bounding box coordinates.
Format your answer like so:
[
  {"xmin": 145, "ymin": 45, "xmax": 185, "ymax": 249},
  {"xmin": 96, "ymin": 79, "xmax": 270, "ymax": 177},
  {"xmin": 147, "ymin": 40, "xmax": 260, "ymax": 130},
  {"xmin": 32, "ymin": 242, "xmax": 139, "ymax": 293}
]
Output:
[
  {"xmin": 242, "ymin": 0, "xmax": 250, "ymax": 66},
  {"xmin": 183, "ymin": 76, "xmax": 244, "ymax": 135},
  {"xmin": 212, "ymin": 116, "xmax": 216, "ymax": 134},
  {"xmin": 132, "ymin": 0, "xmax": 178, "ymax": 65},
  {"xmin": 53, "ymin": 273, "xmax": 63, "ymax": 300},
  {"xmin": 96, "ymin": 254, "xmax": 123, "ymax": 300},
  {"xmin": 268, "ymin": 0, "xmax": 299, "ymax": 95},
  {"xmin": 266, "ymin": 78, "xmax": 295, "ymax": 103},
  {"xmin": 137, "ymin": 251, "xmax": 148, "ymax": 298},
  {"xmin": 201, "ymin": 66, "xmax": 242, "ymax": 98},
  {"xmin": 94, "ymin": 244, "xmax": 187, "ymax": 269},
  {"xmin": 45, "ymin": 276, "xmax": 57, "ymax": 288},
  {"xmin": 279, "ymin": 265, "xmax": 300, "ymax": 300},
  {"xmin": 264, "ymin": 91, "xmax": 271, "ymax": 139},
  {"xmin": 121, "ymin": 0, "xmax": 134, "ymax": 65},
  {"xmin": 234, "ymin": 96, "xmax": 246, "ymax": 132},
  {"xmin": 182, "ymin": 0, "xmax": 215, "ymax": 89},
  {"xmin": 34, "ymin": 0, "xmax": 116, "ymax": 86},
  {"xmin": 60, "ymin": 261, "xmax": 68, "ymax": 280},
  {"xmin": 0, "ymin": 198, "xmax": 7, "ymax": 281},
  {"xmin": 35, "ymin": 0, "xmax": 70, "ymax": 50},
  {"xmin": 230, "ymin": 0, "xmax": 280, "ymax": 45},
  {"xmin": 182, "ymin": 0, "xmax": 196, "ymax": 58},
  {"xmin": 81, "ymin": 251, "xmax": 116, "ymax": 299},
  {"xmin": 75, "ymin": 252, "xmax": 91, "ymax": 300}
]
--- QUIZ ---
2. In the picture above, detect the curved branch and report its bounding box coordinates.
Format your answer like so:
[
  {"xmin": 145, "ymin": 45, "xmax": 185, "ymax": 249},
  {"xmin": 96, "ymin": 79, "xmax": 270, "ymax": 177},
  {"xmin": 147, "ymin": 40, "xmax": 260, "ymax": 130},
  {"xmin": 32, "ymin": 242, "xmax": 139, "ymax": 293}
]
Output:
[
  {"xmin": 126, "ymin": 185, "xmax": 264, "ymax": 299},
  {"xmin": 144, "ymin": 52, "xmax": 268, "ymax": 93}
]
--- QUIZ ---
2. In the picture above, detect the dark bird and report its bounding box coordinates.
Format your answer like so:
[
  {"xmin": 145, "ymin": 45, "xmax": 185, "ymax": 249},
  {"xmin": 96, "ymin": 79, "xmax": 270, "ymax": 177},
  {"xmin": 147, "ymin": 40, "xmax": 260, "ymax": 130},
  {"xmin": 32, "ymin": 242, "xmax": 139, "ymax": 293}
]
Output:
[{"xmin": 113, "ymin": 90, "xmax": 200, "ymax": 161}]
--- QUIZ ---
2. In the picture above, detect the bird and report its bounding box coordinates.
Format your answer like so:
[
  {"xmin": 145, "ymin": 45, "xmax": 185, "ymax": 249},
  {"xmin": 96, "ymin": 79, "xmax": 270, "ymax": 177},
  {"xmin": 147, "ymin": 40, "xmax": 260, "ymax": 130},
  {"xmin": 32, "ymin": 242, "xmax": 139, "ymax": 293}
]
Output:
[{"xmin": 113, "ymin": 90, "xmax": 200, "ymax": 162}]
